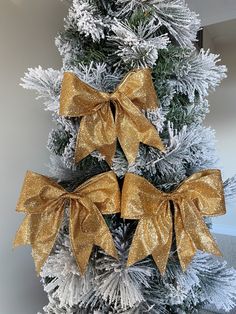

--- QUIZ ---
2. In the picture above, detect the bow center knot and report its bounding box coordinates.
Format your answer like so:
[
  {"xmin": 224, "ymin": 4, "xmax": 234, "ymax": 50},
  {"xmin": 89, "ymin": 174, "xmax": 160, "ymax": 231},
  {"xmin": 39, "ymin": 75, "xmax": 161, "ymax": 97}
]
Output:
[
  {"xmin": 162, "ymin": 191, "xmax": 180, "ymax": 202},
  {"xmin": 61, "ymin": 192, "xmax": 80, "ymax": 202},
  {"xmin": 109, "ymin": 90, "xmax": 123, "ymax": 102}
]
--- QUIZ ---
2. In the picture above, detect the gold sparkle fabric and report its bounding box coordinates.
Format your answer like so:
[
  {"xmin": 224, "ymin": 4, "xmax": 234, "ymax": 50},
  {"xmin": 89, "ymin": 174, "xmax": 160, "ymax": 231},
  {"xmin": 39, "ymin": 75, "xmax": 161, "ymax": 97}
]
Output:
[
  {"xmin": 13, "ymin": 171, "xmax": 120, "ymax": 275},
  {"xmin": 59, "ymin": 68, "xmax": 165, "ymax": 166},
  {"xmin": 121, "ymin": 170, "xmax": 226, "ymax": 274}
]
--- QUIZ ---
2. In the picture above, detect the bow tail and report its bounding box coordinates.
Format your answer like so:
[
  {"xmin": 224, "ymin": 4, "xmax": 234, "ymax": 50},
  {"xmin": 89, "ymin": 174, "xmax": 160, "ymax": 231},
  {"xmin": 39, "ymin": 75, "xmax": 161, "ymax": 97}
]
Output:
[
  {"xmin": 115, "ymin": 97, "xmax": 165, "ymax": 164},
  {"xmin": 69, "ymin": 199, "xmax": 118, "ymax": 275},
  {"xmin": 93, "ymin": 220, "xmax": 118, "ymax": 260},
  {"xmin": 127, "ymin": 207, "xmax": 172, "ymax": 274},
  {"xmin": 127, "ymin": 218, "xmax": 159, "ymax": 267},
  {"xmin": 69, "ymin": 201, "xmax": 93, "ymax": 275},
  {"xmin": 14, "ymin": 207, "xmax": 64, "ymax": 274},
  {"xmin": 151, "ymin": 203, "xmax": 173, "ymax": 275},
  {"xmin": 175, "ymin": 201, "xmax": 222, "ymax": 271},
  {"xmin": 14, "ymin": 215, "xmax": 33, "ymax": 247},
  {"xmin": 75, "ymin": 105, "xmax": 116, "ymax": 166}
]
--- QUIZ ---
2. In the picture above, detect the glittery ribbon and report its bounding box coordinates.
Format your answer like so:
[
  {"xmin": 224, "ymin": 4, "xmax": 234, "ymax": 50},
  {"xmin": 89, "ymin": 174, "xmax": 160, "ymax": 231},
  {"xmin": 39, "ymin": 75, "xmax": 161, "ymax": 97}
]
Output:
[
  {"xmin": 59, "ymin": 68, "xmax": 165, "ymax": 165},
  {"xmin": 13, "ymin": 171, "xmax": 120, "ymax": 275},
  {"xmin": 121, "ymin": 170, "xmax": 226, "ymax": 274}
]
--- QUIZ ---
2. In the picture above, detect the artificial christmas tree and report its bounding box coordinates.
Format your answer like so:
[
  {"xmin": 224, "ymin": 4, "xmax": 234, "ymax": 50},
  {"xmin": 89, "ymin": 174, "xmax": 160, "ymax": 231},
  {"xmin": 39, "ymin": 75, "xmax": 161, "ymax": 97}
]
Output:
[{"xmin": 14, "ymin": 0, "xmax": 236, "ymax": 313}]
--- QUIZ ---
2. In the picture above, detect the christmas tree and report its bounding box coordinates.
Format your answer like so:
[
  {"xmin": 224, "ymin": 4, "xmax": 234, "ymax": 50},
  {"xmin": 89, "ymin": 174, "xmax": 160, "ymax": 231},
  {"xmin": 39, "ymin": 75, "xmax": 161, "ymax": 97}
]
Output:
[{"xmin": 15, "ymin": 0, "xmax": 236, "ymax": 313}]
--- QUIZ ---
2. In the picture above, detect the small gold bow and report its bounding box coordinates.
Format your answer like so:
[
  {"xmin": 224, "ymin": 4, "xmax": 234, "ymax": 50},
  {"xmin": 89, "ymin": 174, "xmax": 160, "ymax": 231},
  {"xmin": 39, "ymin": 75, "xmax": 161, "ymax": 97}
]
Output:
[
  {"xmin": 14, "ymin": 171, "xmax": 120, "ymax": 275},
  {"xmin": 121, "ymin": 170, "xmax": 226, "ymax": 274},
  {"xmin": 59, "ymin": 68, "xmax": 165, "ymax": 166}
]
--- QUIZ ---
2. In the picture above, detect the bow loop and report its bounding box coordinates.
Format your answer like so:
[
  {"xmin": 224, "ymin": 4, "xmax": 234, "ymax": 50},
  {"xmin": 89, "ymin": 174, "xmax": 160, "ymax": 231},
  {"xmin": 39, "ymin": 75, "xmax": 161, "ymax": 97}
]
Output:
[
  {"xmin": 59, "ymin": 68, "xmax": 165, "ymax": 165},
  {"xmin": 59, "ymin": 72, "xmax": 110, "ymax": 117},
  {"xmin": 121, "ymin": 170, "xmax": 226, "ymax": 275},
  {"xmin": 16, "ymin": 171, "xmax": 66, "ymax": 214},
  {"xmin": 14, "ymin": 171, "xmax": 120, "ymax": 275},
  {"xmin": 117, "ymin": 68, "xmax": 159, "ymax": 110},
  {"xmin": 177, "ymin": 169, "xmax": 226, "ymax": 217}
]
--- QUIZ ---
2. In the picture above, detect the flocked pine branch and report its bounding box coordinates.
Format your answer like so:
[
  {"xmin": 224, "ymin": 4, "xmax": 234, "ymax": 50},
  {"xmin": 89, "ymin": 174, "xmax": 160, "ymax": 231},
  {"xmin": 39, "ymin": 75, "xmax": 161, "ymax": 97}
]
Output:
[
  {"xmin": 21, "ymin": 66, "xmax": 63, "ymax": 112},
  {"xmin": 55, "ymin": 31, "xmax": 83, "ymax": 69},
  {"xmin": 48, "ymin": 154, "xmax": 78, "ymax": 182},
  {"xmin": 152, "ymin": 46, "xmax": 227, "ymax": 111},
  {"xmin": 38, "ymin": 294, "xmax": 74, "ymax": 314},
  {"xmin": 93, "ymin": 223, "xmax": 154, "ymax": 312},
  {"xmin": 40, "ymin": 235, "xmax": 95, "ymax": 309},
  {"xmin": 71, "ymin": 62, "xmax": 123, "ymax": 92},
  {"xmin": 111, "ymin": 123, "xmax": 218, "ymax": 187},
  {"xmin": 224, "ymin": 175, "xmax": 236, "ymax": 203},
  {"xmin": 65, "ymin": 0, "xmax": 107, "ymax": 42},
  {"xmin": 39, "ymin": 229, "xmax": 236, "ymax": 313},
  {"xmin": 191, "ymin": 253, "xmax": 236, "ymax": 312},
  {"xmin": 109, "ymin": 19, "xmax": 169, "ymax": 67},
  {"xmin": 116, "ymin": 0, "xmax": 200, "ymax": 47},
  {"xmin": 168, "ymin": 49, "xmax": 227, "ymax": 102},
  {"xmin": 152, "ymin": 251, "xmax": 236, "ymax": 313},
  {"xmin": 144, "ymin": 108, "xmax": 166, "ymax": 133},
  {"xmin": 143, "ymin": 123, "xmax": 218, "ymax": 188}
]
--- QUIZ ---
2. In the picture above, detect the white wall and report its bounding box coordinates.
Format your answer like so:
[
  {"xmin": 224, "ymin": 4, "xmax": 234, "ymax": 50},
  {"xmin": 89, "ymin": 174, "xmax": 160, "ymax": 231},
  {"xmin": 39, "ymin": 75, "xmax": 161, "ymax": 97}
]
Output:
[
  {"xmin": 0, "ymin": 1, "xmax": 68, "ymax": 313},
  {"xmin": 204, "ymin": 25, "xmax": 236, "ymax": 236},
  {"xmin": 186, "ymin": 0, "xmax": 236, "ymax": 26}
]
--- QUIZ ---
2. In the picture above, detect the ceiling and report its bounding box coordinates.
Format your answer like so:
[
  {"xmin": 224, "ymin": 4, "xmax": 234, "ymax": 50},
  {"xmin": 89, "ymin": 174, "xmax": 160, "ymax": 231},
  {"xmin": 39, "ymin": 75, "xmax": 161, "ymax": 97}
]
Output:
[{"xmin": 186, "ymin": 0, "xmax": 236, "ymax": 26}]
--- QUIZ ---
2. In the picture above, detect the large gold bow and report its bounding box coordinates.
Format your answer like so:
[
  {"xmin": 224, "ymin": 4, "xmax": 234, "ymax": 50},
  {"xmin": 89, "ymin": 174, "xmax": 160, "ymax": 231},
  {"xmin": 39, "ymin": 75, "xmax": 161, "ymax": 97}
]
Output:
[
  {"xmin": 59, "ymin": 68, "xmax": 165, "ymax": 166},
  {"xmin": 121, "ymin": 170, "xmax": 226, "ymax": 274},
  {"xmin": 14, "ymin": 171, "xmax": 120, "ymax": 275}
]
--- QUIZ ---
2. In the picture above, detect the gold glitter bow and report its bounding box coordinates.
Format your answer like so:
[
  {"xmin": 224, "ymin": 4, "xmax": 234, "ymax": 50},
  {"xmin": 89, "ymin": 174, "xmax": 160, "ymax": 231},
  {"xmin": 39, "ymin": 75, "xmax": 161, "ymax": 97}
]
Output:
[
  {"xmin": 121, "ymin": 170, "xmax": 226, "ymax": 274},
  {"xmin": 13, "ymin": 171, "xmax": 120, "ymax": 275},
  {"xmin": 59, "ymin": 68, "xmax": 165, "ymax": 166}
]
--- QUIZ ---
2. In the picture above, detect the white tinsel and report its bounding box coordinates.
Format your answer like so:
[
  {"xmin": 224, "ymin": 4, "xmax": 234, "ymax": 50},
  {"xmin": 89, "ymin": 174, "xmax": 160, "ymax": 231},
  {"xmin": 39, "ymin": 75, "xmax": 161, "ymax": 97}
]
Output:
[{"xmin": 110, "ymin": 19, "xmax": 169, "ymax": 67}]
